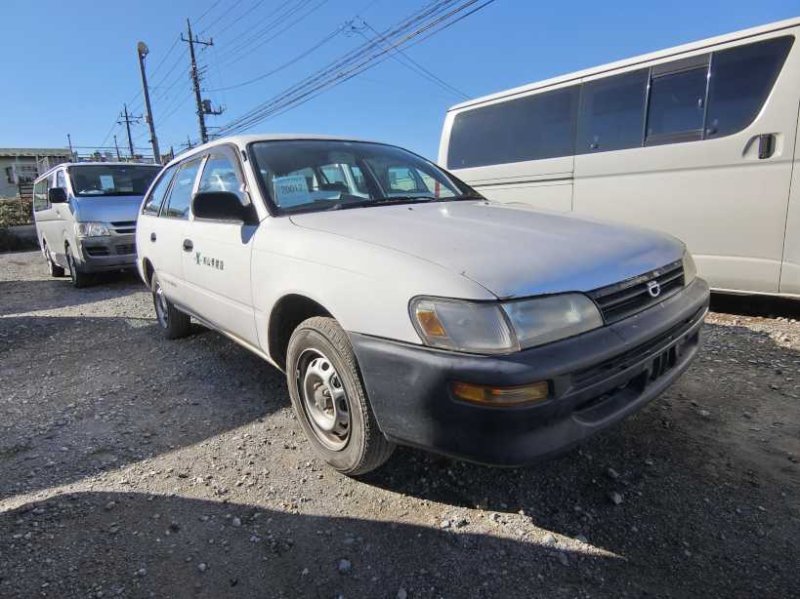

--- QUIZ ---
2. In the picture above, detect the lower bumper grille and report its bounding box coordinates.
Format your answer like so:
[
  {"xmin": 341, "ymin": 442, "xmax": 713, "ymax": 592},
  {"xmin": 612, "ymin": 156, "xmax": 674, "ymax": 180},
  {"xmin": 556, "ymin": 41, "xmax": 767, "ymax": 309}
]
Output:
[{"xmin": 116, "ymin": 244, "xmax": 136, "ymax": 255}]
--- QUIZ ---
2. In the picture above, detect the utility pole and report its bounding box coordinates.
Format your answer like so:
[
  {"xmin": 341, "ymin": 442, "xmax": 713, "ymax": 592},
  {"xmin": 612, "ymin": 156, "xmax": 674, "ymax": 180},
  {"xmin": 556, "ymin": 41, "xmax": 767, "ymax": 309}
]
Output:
[
  {"xmin": 118, "ymin": 103, "xmax": 141, "ymax": 159},
  {"xmin": 113, "ymin": 135, "xmax": 122, "ymax": 161},
  {"xmin": 181, "ymin": 19, "xmax": 223, "ymax": 144},
  {"xmin": 67, "ymin": 133, "xmax": 74, "ymax": 160},
  {"xmin": 137, "ymin": 41, "xmax": 162, "ymax": 164}
]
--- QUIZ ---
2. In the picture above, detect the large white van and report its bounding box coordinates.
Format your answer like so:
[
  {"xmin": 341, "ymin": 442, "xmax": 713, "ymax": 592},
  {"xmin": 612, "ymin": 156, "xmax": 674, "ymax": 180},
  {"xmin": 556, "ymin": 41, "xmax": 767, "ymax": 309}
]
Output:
[{"xmin": 439, "ymin": 17, "xmax": 800, "ymax": 298}]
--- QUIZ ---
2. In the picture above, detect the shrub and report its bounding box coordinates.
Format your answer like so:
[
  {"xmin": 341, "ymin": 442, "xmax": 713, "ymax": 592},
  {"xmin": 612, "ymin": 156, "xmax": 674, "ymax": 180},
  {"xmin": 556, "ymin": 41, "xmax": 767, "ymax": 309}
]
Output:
[{"xmin": 0, "ymin": 197, "xmax": 34, "ymax": 227}]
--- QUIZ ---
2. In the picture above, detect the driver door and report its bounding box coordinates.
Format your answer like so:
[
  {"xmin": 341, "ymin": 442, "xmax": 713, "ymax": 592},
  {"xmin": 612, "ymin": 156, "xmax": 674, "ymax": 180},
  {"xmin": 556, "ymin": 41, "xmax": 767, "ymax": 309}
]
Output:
[{"xmin": 180, "ymin": 146, "xmax": 259, "ymax": 347}]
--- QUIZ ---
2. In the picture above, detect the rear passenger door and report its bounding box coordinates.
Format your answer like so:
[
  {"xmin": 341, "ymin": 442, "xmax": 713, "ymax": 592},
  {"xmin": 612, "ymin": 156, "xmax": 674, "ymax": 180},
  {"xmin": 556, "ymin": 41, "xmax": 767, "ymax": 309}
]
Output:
[
  {"xmin": 574, "ymin": 35, "xmax": 798, "ymax": 294},
  {"xmin": 180, "ymin": 147, "xmax": 259, "ymax": 346},
  {"xmin": 151, "ymin": 159, "xmax": 203, "ymax": 306}
]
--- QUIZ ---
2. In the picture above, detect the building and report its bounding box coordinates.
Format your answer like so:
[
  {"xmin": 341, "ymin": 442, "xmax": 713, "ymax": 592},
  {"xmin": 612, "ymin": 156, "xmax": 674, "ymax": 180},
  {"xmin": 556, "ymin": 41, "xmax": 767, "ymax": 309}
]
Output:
[{"xmin": 0, "ymin": 148, "xmax": 73, "ymax": 198}]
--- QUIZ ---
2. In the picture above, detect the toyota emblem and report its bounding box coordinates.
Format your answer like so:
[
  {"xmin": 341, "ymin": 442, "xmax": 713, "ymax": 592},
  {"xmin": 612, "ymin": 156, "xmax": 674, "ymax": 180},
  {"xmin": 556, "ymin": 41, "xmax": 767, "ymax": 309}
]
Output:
[{"xmin": 647, "ymin": 280, "xmax": 661, "ymax": 298}]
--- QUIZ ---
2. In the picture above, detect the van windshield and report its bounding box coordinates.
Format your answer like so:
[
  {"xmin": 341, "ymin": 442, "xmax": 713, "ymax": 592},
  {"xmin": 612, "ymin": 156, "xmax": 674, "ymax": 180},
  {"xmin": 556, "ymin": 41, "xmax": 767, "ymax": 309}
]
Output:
[
  {"xmin": 249, "ymin": 140, "xmax": 481, "ymax": 214},
  {"xmin": 68, "ymin": 165, "xmax": 161, "ymax": 197}
]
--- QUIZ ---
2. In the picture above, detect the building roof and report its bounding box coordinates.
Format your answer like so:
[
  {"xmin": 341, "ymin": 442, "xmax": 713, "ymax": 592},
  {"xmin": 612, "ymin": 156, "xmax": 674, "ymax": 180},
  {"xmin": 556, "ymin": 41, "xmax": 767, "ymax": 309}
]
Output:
[{"xmin": 0, "ymin": 148, "xmax": 72, "ymax": 158}]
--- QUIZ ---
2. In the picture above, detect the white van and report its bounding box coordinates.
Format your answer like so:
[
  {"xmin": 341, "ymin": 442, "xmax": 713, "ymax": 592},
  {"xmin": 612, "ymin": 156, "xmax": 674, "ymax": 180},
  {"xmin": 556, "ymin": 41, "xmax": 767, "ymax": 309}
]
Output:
[
  {"xmin": 32, "ymin": 162, "xmax": 161, "ymax": 287},
  {"xmin": 439, "ymin": 17, "xmax": 800, "ymax": 298}
]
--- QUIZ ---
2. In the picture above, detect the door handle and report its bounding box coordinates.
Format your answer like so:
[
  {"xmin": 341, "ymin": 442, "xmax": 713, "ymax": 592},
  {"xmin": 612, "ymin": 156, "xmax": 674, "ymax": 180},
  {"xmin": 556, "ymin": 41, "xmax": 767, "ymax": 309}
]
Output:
[
  {"xmin": 183, "ymin": 239, "xmax": 194, "ymax": 252},
  {"xmin": 150, "ymin": 232, "xmax": 157, "ymax": 242},
  {"xmin": 758, "ymin": 133, "xmax": 776, "ymax": 159}
]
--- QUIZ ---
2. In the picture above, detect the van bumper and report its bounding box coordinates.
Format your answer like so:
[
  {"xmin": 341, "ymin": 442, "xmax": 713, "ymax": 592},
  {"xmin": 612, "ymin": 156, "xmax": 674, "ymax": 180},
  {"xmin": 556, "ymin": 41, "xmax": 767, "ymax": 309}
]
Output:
[
  {"xmin": 76, "ymin": 235, "xmax": 137, "ymax": 272},
  {"xmin": 349, "ymin": 278, "xmax": 709, "ymax": 466}
]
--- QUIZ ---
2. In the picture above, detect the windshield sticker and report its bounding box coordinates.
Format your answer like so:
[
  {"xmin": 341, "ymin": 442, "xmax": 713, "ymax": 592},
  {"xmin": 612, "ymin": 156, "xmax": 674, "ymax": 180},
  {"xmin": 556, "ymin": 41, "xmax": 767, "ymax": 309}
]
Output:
[
  {"xmin": 100, "ymin": 175, "xmax": 115, "ymax": 190},
  {"xmin": 274, "ymin": 175, "xmax": 309, "ymax": 207}
]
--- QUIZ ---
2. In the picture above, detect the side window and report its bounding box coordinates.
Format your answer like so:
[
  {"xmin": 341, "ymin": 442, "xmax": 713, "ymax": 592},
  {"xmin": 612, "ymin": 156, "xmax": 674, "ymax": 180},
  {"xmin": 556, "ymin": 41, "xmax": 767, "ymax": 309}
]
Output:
[
  {"xmin": 55, "ymin": 170, "xmax": 67, "ymax": 190},
  {"xmin": 198, "ymin": 153, "xmax": 244, "ymax": 202},
  {"xmin": 163, "ymin": 160, "xmax": 201, "ymax": 219},
  {"xmin": 387, "ymin": 166, "xmax": 420, "ymax": 192},
  {"xmin": 706, "ymin": 36, "xmax": 794, "ymax": 138},
  {"xmin": 447, "ymin": 85, "xmax": 579, "ymax": 169},
  {"xmin": 33, "ymin": 180, "xmax": 48, "ymax": 212},
  {"xmin": 645, "ymin": 56, "xmax": 709, "ymax": 144},
  {"xmin": 577, "ymin": 69, "xmax": 648, "ymax": 153},
  {"xmin": 142, "ymin": 165, "xmax": 177, "ymax": 216}
]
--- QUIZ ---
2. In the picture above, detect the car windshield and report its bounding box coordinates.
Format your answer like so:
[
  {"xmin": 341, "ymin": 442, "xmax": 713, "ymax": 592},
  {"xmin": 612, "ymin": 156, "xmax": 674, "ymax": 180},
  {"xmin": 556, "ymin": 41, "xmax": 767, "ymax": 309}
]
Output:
[
  {"xmin": 68, "ymin": 165, "xmax": 161, "ymax": 197},
  {"xmin": 249, "ymin": 140, "xmax": 482, "ymax": 214}
]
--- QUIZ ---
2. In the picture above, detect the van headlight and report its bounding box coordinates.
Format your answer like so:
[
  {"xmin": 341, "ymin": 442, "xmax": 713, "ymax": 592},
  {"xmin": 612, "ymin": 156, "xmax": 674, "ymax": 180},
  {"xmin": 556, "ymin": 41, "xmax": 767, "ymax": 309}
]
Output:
[
  {"xmin": 74, "ymin": 222, "xmax": 111, "ymax": 237},
  {"xmin": 682, "ymin": 249, "xmax": 697, "ymax": 285},
  {"xmin": 410, "ymin": 294, "xmax": 603, "ymax": 354}
]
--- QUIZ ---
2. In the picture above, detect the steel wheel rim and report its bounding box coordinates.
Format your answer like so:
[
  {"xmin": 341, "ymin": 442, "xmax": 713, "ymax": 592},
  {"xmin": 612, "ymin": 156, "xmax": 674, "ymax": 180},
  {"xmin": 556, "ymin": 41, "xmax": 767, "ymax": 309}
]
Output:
[
  {"xmin": 296, "ymin": 348, "xmax": 350, "ymax": 451},
  {"xmin": 154, "ymin": 283, "xmax": 169, "ymax": 328}
]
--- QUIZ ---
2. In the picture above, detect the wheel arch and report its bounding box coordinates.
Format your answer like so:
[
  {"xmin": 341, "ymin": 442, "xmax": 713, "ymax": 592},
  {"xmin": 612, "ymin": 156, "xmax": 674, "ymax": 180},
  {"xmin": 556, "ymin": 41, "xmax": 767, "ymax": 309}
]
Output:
[{"xmin": 267, "ymin": 293, "xmax": 334, "ymax": 371}]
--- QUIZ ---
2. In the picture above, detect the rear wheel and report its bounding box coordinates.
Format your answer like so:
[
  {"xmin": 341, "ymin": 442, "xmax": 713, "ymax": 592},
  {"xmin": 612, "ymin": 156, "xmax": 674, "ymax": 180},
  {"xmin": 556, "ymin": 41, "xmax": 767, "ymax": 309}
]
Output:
[
  {"xmin": 151, "ymin": 273, "xmax": 191, "ymax": 339},
  {"xmin": 43, "ymin": 243, "xmax": 65, "ymax": 277},
  {"xmin": 286, "ymin": 316, "xmax": 395, "ymax": 475},
  {"xmin": 65, "ymin": 246, "xmax": 92, "ymax": 288}
]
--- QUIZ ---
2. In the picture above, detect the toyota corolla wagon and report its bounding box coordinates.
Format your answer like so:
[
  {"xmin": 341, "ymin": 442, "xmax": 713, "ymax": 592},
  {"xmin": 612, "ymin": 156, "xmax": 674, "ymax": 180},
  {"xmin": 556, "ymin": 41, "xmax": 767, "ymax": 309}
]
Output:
[{"xmin": 136, "ymin": 135, "xmax": 709, "ymax": 475}]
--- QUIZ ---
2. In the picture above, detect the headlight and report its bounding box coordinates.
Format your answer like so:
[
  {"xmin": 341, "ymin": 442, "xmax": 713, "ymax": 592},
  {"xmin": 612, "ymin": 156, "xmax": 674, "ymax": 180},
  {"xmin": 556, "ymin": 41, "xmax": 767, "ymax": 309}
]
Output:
[
  {"xmin": 74, "ymin": 222, "xmax": 111, "ymax": 237},
  {"xmin": 410, "ymin": 294, "xmax": 603, "ymax": 354},
  {"xmin": 682, "ymin": 249, "xmax": 697, "ymax": 285}
]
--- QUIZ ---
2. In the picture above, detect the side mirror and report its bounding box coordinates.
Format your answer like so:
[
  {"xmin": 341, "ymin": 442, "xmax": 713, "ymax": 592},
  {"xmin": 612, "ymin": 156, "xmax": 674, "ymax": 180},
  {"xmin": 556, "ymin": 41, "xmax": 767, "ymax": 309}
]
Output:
[
  {"xmin": 192, "ymin": 191, "xmax": 254, "ymax": 223},
  {"xmin": 48, "ymin": 187, "xmax": 68, "ymax": 203}
]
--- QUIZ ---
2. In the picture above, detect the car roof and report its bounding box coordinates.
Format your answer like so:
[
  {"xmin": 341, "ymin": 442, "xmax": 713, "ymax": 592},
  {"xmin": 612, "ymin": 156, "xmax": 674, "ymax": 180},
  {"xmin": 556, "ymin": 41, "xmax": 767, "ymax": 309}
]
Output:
[{"xmin": 164, "ymin": 134, "xmax": 379, "ymax": 168}]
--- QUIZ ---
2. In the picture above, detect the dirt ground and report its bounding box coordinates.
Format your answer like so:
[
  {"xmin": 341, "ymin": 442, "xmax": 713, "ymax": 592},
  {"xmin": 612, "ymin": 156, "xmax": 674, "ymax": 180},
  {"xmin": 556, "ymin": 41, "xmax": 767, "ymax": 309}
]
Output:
[{"xmin": 1, "ymin": 250, "xmax": 798, "ymax": 599}]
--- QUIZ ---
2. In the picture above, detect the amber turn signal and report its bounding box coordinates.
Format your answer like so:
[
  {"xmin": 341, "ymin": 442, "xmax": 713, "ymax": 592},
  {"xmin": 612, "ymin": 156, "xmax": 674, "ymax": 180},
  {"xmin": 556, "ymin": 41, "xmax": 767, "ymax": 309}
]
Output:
[{"xmin": 451, "ymin": 380, "xmax": 549, "ymax": 407}]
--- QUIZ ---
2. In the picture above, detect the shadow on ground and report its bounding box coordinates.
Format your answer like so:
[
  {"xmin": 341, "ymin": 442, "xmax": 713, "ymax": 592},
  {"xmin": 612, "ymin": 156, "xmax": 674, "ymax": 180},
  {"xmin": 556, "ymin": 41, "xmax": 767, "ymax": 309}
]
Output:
[{"xmin": 0, "ymin": 314, "xmax": 286, "ymax": 501}]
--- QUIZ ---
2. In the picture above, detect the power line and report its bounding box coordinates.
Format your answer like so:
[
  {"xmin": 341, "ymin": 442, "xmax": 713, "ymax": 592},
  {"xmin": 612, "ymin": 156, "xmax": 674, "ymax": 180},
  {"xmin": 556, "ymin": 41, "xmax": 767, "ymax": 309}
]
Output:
[
  {"xmin": 218, "ymin": 0, "xmax": 493, "ymax": 135},
  {"xmin": 350, "ymin": 17, "xmax": 469, "ymax": 100},
  {"xmin": 207, "ymin": 25, "xmax": 344, "ymax": 92}
]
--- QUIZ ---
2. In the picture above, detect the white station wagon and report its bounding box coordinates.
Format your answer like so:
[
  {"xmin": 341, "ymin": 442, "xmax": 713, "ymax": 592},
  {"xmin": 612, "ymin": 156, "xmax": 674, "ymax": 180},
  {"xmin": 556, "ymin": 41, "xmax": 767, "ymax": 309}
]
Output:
[{"xmin": 136, "ymin": 134, "xmax": 709, "ymax": 474}]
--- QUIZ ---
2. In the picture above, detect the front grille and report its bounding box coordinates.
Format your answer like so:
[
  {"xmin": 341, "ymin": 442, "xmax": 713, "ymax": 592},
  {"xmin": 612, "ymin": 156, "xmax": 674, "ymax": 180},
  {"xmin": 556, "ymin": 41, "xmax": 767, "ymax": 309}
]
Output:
[
  {"xmin": 588, "ymin": 260, "xmax": 684, "ymax": 324},
  {"xmin": 111, "ymin": 220, "xmax": 136, "ymax": 235},
  {"xmin": 85, "ymin": 246, "xmax": 109, "ymax": 257},
  {"xmin": 116, "ymin": 244, "xmax": 136, "ymax": 255},
  {"xmin": 572, "ymin": 305, "xmax": 703, "ymax": 390}
]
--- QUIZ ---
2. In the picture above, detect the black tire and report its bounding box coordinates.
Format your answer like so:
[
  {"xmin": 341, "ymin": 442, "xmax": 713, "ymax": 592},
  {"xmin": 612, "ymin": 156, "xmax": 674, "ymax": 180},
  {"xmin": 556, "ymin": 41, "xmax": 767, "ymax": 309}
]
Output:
[
  {"xmin": 151, "ymin": 273, "xmax": 191, "ymax": 339},
  {"xmin": 65, "ymin": 247, "xmax": 92, "ymax": 288},
  {"xmin": 43, "ymin": 243, "xmax": 65, "ymax": 277},
  {"xmin": 286, "ymin": 316, "xmax": 395, "ymax": 475}
]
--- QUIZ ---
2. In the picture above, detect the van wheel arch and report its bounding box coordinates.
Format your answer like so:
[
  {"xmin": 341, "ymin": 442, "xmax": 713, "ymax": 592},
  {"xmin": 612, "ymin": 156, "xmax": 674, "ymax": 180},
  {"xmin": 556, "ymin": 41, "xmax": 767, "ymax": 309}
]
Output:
[
  {"xmin": 268, "ymin": 294, "xmax": 333, "ymax": 371},
  {"xmin": 142, "ymin": 258, "xmax": 155, "ymax": 287}
]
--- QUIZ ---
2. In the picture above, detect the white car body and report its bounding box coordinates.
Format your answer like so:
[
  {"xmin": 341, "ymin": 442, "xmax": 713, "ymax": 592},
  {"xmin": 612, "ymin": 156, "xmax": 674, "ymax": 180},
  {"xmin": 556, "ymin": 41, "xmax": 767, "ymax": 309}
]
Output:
[{"xmin": 136, "ymin": 134, "xmax": 709, "ymax": 471}]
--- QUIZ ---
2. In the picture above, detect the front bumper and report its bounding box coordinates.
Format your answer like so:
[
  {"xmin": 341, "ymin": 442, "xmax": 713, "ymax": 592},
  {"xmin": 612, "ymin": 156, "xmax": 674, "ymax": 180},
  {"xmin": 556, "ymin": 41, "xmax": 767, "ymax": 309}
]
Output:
[
  {"xmin": 76, "ymin": 235, "xmax": 137, "ymax": 272},
  {"xmin": 350, "ymin": 278, "xmax": 709, "ymax": 466}
]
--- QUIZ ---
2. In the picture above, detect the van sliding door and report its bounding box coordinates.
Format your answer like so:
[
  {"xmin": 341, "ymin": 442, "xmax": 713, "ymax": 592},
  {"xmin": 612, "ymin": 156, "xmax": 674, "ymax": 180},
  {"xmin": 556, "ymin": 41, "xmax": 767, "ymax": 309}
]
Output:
[{"xmin": 574, "ymin": 34, "xmax": 798, "ymax": 294}]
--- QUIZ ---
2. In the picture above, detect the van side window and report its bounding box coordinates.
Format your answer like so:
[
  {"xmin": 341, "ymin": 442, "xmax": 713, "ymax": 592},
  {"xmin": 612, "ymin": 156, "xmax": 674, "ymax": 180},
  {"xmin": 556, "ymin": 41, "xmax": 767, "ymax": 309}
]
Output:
[
  {"xmin": 577, "ymin": 69, "xmax": 648, "ymax": 153},
  {"xmin": 142, "ymin": 165, "xmax": 178, "ymax": 216},
  {"xmin": 706, "ymin": 36, "xmax": 794, "ymax": 138},
  {"xmin": 645, "ymin": 56, "xmax": 709, "ymax": 145},
  {"xmin": 447, "ymin": 85, "xmax": 579, "ymax": 169},
  {"xmin": 55, "ymin": 170, "xmax": 67, "ymax": 191},
  {"xmin": 163, "ymin": 160, "xmax": 202, "ymax": 219}
]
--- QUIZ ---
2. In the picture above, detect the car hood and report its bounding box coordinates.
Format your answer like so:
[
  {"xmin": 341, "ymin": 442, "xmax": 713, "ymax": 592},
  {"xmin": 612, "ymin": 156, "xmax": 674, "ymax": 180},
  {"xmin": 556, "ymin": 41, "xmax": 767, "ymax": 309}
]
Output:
[
  {"xmin": 289, "ymin": 201, "xmax": 685, "ymax": 299},
  {"xmin": 73, "ymin": 196, "xmax": 143, "ymax": 224}
]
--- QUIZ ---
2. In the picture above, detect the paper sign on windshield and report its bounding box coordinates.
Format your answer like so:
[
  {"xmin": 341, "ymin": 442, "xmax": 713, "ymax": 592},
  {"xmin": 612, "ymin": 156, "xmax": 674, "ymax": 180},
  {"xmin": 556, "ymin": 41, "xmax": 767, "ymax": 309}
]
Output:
[{"xmin": 274, "ymin": 175, "xmax": 309, "ymax": 207}]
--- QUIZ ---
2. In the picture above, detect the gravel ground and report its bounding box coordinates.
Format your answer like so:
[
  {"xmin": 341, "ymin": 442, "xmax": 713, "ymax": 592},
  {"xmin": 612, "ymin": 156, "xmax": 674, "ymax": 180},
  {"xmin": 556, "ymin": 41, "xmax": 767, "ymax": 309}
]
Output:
[{"xmin": 1, "ymin": 250, "xmax": 798, "ymax": 599}]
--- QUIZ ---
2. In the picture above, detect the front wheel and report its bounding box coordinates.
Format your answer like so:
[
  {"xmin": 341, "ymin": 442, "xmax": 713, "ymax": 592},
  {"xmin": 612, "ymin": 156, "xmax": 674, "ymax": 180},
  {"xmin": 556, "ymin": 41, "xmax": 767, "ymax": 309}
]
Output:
[
  {"xmin": 65, "ymin": 247, "xmax": 92, "ymax": 288},
  {"xmin": 286, "ymin": 316, "xmax": 395, "ymax": 475},
  {"xmin": 44, "ymin": 243, "xmax": 65, "ymax": 277},
  {"xmin": 151, "ymin": 273, "xmax": 191, "ymax": 339}
]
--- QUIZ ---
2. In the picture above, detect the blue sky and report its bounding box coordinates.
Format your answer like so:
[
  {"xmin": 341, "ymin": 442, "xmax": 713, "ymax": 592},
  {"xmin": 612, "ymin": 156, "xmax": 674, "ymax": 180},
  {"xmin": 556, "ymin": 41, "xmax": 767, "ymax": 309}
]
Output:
[{"xmin": 2, "ymin": 0, "xmax": 797, "ymax": 160}]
